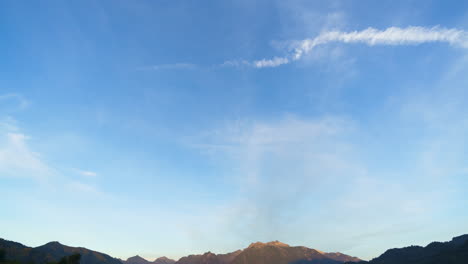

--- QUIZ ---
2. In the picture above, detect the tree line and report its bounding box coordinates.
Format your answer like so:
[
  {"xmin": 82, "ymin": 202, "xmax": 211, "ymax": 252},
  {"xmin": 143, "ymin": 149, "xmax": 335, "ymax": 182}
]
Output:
[{"xmin": 0, "ymin": 249, "xmax": 81, "ymax": 264}]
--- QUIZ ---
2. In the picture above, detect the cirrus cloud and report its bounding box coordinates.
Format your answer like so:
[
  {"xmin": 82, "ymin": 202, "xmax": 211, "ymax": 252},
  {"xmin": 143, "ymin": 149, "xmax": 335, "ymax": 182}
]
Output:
[{"xmin": 240, "ymin": 26, "xmax": 468, "ymax": 68}]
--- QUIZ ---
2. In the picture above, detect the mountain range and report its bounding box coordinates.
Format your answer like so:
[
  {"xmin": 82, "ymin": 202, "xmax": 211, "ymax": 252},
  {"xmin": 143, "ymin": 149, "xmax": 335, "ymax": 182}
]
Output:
[
  {"xmin": 1, "ymin": 235, "xmax": 467, "ymax": 264},
  {"xmin": 346, "ymin": 234, "xmax": 468, "ymax": 264},
  {"xmin": 123, "ymin": 255, "xmax": 175, "ymax": 264},
  {"xmin": 0, "ymin": 239, "xmax": 120, "ymax": 264}
]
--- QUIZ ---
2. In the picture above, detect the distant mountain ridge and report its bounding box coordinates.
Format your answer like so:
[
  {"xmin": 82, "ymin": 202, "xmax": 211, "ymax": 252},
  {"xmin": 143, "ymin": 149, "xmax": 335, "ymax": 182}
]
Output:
[
  {"xmin": 119, "ymin": 240, "xmax": 359, "ymax": 264},
  {"xmin": 3, "ymin": 235, "xmax": 468, "ymax": 264},
  {"xmin": 174, "ymin": 240, "xmax": 359, "ymax": 264},
  {"xmin": 153, "ymin": 257, "xmax": 176, "ymax": 264},
  {"xmin": 0, "ymin": 239, "xmax": 121, "ymax": 264},
  {"xmin": 345, "ymin": 234, "xmax": 468, "ymax": 264},
  {"xmin": 175, "ymin": 250, "xmax": 242, "ymax": 264},
  {"xmin": 229, "ymin": 240, "xmax": 360, "ymax": 264},
  {"xmin": 0, "ymin": 238, "xmax": 359, "ymax": 264},
  {"xmin": 124, "ymin": 256, "xmax": 150, "ymax": 264},
  {"xmin": 123, "ymin": 255, "xmax": 175, "ymax": 264}
]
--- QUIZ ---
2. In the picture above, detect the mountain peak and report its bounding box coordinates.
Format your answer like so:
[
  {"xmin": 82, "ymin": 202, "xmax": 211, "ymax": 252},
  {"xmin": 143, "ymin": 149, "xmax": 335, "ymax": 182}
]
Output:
[
  {"xmin": 126, "ymin": 255, "xmax": 150, "ymax": 264},
  {"xmin": 153, "ymin": 257, "xmax": 175, "ymax": 264},
  {"xmin": 451, "ymin": 234, "xmax": 468, "ymax": 245},
  {"xmin": 154, "ymin": 257, "xmax": 171, "ymax": 261},
  {"xmin": 46, "ymin": 241, "xmax": 62, "ymax": 245},
  {"xmin": 41, "ymin": 241, "xmax": 64, "ymax": 248},
  {"xmin": 248, "ymin": 240, "xmax": 290, "ymax": 248},
  {"xmin": 127, "ymin": 255, "xmax": 146, "ymax": 260}
]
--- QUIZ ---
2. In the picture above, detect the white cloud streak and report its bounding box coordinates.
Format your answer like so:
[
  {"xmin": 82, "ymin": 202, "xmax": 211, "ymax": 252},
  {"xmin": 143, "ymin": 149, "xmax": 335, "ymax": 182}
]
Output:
[
  {"xmin": 138, "ymin": 63, "xmax": 196, "ymax": 71},
  {"xmin": 76, "ymin": 170, "xmax": 98, "ymax": 177},
  {"xmin": 0, "ymin": 131, "xmax": 54, "ymax": 179},
  {"xmin": 253, "ymin": 57, "xmax": 290, "ymax": 68},
  {"xmin": 142, "ymin": 26, "xmax": 468, "ymax": 70},
  {"xmin": 248, "ymin": 26, "xmax": 468, "ymax": 68}
]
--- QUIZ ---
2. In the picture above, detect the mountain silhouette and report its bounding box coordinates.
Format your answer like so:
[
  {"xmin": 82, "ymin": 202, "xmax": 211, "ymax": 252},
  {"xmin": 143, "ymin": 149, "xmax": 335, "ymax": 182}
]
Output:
[
  {"xmin": 346, "ymin": 234, "xmax": 468, "ymax": 264},
  {"xmin": 0, "ymin": 238, "xmax": 360, "ymax": 264},
  {"xmin": 124, "ymin": 256, "xmax": 150, "ymax": 264},
  {"xmin": 173, "ymin": 241, "xmax": 359, "ymax": 264},
  {"xmin": 0, "ymin": 239, "xmax": 121, "ymax": 264},
  {"xmin": 123, "ymin": 255, "xmax": 175, "ymax": 264},
  {"xmin": 153, "ymin": 257, "xmax": 176, "ymax": 264},
  {"xmin": 3, "ymin": 235, "xmax": 468, "ymax": 264},
  {"xmin": 230, "ymin": 241, "xmax": 359, "ymax": 264},
  {"xmin": 175, "ymin": 250, "xmax": 242, "ymax": 264}
]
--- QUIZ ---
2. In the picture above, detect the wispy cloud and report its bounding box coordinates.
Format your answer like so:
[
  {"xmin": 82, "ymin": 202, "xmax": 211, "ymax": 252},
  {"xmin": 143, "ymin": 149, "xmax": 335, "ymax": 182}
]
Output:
[
  {"xmin": 67, "ymin": 180, "xmax": 102, "ymax": 196},
  {"xmin": 233, "ymin": 26, "xmax": 468, "ymax": 68},
  {"xmin": 292, "ymin": 26, "xmax": 468, "ymax": 60},
  {"xmin": 138, "ymin": 63, "xmax": 197, "ymax": 71},
  {"xmin": 0, "ymin": 128, "xmax": 54, "ymax": 179},
  {"xmin": 191, "ymin": 115, "xmax": 365, "ymax": 241},
  {"xmin": 0, "ymin": 93, "xmax": 30, "ymax": 111},
  {"xmin": 253, "ymin": 57, "xmax": 290, "ymax": 68},
  {"xmin": 0, "ymin": 115, "xmax": 106, "ymax": 201},
  {"xmin": 140, "ymin": 27, "xmax": 468, "ymax": 70},
  {"xmin": 0, "ymin": 95, "xmax": 98, "ymax": 183},
  {"xmin": 219, "ymin": 60, "xmax": 250, "ymax": 68},
  {"xmin": 189, "ymin": 101, "xmax": 466, "ymax": 251},
  {"xmin": 0, "ymin": 95, "xmax": 52, "ymax": 179},
  {"xmin": 75, "ymin": 169, "xmax": 98, "ymax": 177}
]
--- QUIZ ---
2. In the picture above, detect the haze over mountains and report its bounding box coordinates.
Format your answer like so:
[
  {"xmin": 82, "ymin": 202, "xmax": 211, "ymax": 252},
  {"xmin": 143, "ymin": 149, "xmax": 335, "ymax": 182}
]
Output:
[{"xmin": 1, "ymin": 235, "xmax": 468, "ymax": 264}]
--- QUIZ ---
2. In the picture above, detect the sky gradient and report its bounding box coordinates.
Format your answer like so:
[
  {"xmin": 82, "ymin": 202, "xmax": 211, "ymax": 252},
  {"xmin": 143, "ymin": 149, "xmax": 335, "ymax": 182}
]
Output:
[{"xmin": 1, "ymin": 0, "xmax": 468, "ymax": 261}]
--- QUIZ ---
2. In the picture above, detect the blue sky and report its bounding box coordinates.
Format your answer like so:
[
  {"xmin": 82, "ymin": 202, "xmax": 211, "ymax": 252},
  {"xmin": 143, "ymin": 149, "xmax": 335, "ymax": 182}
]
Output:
[{"xmin": 1, "ymin": 0, "xmax": 468, "ymax": 261}]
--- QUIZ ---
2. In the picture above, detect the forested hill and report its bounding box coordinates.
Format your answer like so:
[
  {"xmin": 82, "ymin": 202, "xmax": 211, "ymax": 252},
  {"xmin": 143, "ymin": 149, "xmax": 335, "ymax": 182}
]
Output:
[
  {"xmin": 0, "ymin": 239, "xmax": 120, "ymax": 264},
  {"xmin": 346, "ymin": 234, "xmax": 468, "ymax": 264}
]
